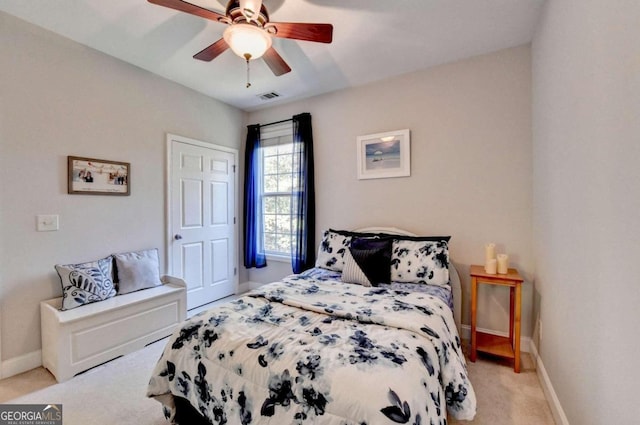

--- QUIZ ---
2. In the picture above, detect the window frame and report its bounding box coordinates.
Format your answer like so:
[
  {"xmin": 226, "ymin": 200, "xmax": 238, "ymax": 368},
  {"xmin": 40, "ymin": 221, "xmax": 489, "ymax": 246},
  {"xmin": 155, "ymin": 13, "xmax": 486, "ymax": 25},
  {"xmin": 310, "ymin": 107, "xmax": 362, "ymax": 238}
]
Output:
[{"xmin": 259, "ymin": 122, "xmax": 298, "ymax": 260}]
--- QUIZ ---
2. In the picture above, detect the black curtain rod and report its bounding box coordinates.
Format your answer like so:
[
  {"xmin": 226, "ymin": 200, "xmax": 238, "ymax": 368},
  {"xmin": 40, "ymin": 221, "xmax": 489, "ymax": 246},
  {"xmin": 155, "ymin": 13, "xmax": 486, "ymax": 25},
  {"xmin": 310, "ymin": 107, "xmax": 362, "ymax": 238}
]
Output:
[{"xmin": 260, "ymin": 117, "xmax": 292, "ymax": 128}]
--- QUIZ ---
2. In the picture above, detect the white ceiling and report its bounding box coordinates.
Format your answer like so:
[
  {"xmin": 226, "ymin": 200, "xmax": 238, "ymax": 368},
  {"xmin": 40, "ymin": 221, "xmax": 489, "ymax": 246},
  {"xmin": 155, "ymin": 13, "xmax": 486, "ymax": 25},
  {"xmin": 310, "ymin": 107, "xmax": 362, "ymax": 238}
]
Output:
[{"xmin": 0, "ymin": 0, "xmax": 544, "ymax": 111}]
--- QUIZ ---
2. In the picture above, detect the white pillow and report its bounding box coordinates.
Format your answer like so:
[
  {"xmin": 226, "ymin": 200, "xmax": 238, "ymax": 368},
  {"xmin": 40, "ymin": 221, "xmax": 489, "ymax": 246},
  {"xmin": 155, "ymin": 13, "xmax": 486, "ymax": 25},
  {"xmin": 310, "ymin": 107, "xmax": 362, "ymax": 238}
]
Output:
[
  {"xmin": 113, "ymin": 249, "xmax": 162, "ymax": 294},
  {"xmin": 315, "ymin": 229, "xmax": 352, "ymax": 272},
  {"xmin": 390, "ymin": 239, "xmax": 450, "ymax": 287}
]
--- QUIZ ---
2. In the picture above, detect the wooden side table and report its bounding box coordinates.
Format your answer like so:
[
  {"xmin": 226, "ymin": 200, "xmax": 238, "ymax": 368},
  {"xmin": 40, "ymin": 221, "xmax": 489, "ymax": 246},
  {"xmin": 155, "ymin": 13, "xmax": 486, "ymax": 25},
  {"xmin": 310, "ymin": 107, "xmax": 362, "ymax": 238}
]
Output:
[{"xmin": 469, "ymin": 264, "xmax": 523, "ymax": 372}]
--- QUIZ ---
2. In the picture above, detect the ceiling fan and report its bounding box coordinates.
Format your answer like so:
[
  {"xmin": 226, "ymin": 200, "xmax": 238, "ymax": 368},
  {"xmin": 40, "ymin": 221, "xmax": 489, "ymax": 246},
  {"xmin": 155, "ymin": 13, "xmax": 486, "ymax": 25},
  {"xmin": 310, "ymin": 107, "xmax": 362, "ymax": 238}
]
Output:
[{"xmin": 148, "ymin": 0, "xmax": 333, "ymax": 85}]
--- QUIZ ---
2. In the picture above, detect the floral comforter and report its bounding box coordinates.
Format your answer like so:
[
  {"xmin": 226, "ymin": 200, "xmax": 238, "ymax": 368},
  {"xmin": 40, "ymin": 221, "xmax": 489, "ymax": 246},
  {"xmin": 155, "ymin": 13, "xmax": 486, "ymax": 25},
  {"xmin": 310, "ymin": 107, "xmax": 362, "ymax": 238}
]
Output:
[{"xmin": 147, "ymin": 274, "xmax": 476, "ymax": 424}]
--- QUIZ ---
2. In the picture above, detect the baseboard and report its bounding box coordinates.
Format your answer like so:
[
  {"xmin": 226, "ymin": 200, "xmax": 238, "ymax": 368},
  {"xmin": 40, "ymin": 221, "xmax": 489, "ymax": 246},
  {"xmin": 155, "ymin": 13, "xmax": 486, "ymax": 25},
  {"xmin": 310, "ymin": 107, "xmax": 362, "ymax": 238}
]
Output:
[
  {"xmin": 529, "ymin": 343, "xmax": 570, "ymax": 425},
  {"xmin": 237, "ymin": 281, "xmax": 262, "ymax": 294},
  {"xmin": 1, "ymin": 350, "xmax": 42, "ymax": 379},
  {"xmin": 460, "ymin": 325, "xmax": 532, "ymax": 353}
]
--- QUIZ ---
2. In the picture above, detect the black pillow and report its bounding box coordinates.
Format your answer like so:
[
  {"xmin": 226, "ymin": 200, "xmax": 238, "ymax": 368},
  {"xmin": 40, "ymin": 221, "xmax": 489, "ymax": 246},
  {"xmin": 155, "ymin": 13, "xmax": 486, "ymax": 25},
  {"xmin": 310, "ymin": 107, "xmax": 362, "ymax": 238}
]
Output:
[
  {"xmin": 330, "ymin": 228, "xmax": 451, "ymax": 243},
  {"xmin": 385, "ymin": 234, "xmax": 451, "ymax": 242},
  {"xmin": 348, "ymin": 237, "xmax": 393, "ymax": 286}
]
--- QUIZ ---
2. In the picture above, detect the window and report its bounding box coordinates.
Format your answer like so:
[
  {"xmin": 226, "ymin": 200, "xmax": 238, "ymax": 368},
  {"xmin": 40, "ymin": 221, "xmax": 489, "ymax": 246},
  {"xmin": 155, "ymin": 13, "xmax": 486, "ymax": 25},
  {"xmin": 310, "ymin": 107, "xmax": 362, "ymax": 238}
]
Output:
[
  {"xmin": 244, "ymin": 113, "xmax": 314, "ymax": 272},
  {"xmin": 260, "ymin": 122, "xmax": 299, "ymax": 258}
]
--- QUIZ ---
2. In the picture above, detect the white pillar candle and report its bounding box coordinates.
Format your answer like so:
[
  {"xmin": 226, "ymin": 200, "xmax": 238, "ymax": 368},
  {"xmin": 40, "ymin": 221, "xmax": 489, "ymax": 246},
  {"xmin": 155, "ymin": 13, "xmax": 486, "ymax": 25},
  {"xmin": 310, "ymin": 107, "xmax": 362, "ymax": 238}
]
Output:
[
  {"xmin": 497, "ymin": 254, "xmax": 509, "ymax": 274},
  {"xmin": 485, "ymin": 258, "xmax": 497, "ymax": 274},
  {"xmin": 485, "ymin": 243, "xmax": 496, "ymax": 262}
]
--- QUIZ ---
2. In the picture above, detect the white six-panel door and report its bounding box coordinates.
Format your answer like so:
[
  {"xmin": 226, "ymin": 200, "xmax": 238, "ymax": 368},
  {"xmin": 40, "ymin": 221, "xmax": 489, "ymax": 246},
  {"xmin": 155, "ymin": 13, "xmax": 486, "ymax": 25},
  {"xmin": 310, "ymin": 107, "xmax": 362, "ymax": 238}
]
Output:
[{"xmin": 168, "ymin": 134, "xmax": 237, "ymax": 310}]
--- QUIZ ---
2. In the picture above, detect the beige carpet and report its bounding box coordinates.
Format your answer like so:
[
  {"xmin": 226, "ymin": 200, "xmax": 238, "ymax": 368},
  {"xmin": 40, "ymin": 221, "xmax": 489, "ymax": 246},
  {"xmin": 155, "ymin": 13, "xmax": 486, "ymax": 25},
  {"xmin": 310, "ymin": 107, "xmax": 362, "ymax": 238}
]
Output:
[
  {"xmin": 2, "ymin": 340, "xmax": 167, "ymax": 425},
  {"xmin": 0, "ymin": 341, "xmax": 554, "ymax": 425},
  {"xmin": 450, "ymin": 353, "xmax": 555, "ymax": 425}
]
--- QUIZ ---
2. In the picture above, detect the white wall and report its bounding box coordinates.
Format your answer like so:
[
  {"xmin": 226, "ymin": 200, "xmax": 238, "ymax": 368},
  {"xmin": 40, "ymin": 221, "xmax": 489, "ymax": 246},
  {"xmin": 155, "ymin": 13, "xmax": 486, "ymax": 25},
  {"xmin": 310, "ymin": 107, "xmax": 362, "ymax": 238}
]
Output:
[
  {"xmin": 247, "ymin": 46, "xmax": 534, "ymax": 337},
  {"xmin": 532, "ymin": 1, "xmax": 640, "ymax": 423},
  {"xmin": 0, "ymin": 12, "xmax": 244, "ymax": 372}
]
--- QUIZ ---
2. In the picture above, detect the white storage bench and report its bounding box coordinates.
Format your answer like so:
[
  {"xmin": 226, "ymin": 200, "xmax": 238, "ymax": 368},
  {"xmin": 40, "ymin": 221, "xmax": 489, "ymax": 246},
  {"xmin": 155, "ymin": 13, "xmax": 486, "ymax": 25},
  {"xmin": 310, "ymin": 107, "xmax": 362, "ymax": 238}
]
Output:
[{"xmin": 41, "ymin": 275, "xmax": 187, "ymax": 382}]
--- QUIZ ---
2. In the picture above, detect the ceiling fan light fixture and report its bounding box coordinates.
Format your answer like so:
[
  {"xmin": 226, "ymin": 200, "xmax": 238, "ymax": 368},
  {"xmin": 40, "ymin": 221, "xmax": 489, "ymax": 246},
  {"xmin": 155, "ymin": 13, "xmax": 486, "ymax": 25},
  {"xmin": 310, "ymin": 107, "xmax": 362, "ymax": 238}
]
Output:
[
  {"xmin": 239, "ymin": 0, "xmax": 263, "ymax": 23},
  {"xmin": 223, "ymin": 23, "xmax": 272, "ymax": 60}
]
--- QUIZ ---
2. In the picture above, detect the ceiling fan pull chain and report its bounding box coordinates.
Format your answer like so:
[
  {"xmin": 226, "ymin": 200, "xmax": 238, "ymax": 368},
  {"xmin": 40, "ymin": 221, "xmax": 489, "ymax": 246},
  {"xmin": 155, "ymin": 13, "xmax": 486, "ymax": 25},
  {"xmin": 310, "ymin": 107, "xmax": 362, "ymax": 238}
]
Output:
[{"xmin": 245, "ymin": 53, "xmax": 252, "ymax": 88}]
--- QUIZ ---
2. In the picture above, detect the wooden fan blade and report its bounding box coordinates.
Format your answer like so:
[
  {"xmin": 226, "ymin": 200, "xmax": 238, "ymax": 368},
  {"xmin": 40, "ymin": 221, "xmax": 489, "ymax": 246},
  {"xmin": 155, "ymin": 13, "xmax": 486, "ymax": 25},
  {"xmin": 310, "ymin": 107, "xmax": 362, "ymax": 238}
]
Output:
[
  {"xmin": 193, "ymin": 38, "xmax": 229, "ymax": 61},
  {"xmin": 267, "ymin": 22, "xmax": 333, "ymax": 43},
  {"xmin": 148, "ymin": 0, "xmax": 228, "ymax": 23},
  {"xmin": 263, "ymin": 47, "xmax": 291, "ymax": 76}
]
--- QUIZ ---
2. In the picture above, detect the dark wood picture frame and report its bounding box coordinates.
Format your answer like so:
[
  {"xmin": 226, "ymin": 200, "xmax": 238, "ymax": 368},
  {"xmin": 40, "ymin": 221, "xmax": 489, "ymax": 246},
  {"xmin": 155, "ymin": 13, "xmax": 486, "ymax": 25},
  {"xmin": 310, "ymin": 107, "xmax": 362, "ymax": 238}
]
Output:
[{"xmin": 68, "ymin": 156, "xmax": 130, "ymax": 196}]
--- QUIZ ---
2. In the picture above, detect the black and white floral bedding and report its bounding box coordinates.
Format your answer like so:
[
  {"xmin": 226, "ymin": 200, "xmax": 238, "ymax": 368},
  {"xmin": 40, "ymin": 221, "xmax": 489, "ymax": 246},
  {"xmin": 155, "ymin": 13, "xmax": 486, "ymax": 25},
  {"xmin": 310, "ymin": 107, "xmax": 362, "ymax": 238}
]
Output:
[
  {"xmin": 296, "ymin": 267, "xmax": 455, "ymax": 310},
  {"xmin": 147, "ymin": 272, "xmax": 476, "ymax": 424}
]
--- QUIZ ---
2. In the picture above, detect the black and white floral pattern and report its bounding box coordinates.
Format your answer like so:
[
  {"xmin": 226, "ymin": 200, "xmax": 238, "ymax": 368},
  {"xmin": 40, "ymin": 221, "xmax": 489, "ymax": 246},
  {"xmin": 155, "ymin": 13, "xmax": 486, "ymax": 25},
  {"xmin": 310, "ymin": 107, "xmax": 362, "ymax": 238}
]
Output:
[
  {"xmin": 315, "ymin": 230, "xmax": 352, "ymax": 272},
  {"xmin": 147, "ymin": 272, "xmax": 476, "ymax": 424},
  {"xmin": 391, "ymin": 240, "xmax": 450, "ymax": 287},
  {"xmin": 296, "ymin": 268, "xmax": 455, "ymax": 310},
  {"xmin": 55, "ymin": 256, "xmax": 116, "ymax": 311}
]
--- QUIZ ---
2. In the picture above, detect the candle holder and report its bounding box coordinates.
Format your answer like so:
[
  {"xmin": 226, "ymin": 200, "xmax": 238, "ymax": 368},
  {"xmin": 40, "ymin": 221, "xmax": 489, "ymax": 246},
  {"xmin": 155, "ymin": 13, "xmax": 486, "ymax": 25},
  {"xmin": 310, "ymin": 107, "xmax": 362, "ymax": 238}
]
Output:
[
  {"xmin": 497, "ymin": 254, "xmax": 509, "ymax": 274},
  {"xmin": 484, "ymin": 258, "xmax": 497, "ymax": 274},
  {"xmin": 484, "ymin": 243, "xmax": 496, "ymax": 263}
]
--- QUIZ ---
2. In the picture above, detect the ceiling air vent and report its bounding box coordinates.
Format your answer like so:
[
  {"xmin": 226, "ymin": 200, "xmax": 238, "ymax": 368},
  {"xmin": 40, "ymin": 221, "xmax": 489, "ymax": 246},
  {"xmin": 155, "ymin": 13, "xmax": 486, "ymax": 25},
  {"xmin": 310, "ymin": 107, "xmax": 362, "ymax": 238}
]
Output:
[{"xmin": 258, "ymin": 91, "xmax": 281, "ymax": 101}]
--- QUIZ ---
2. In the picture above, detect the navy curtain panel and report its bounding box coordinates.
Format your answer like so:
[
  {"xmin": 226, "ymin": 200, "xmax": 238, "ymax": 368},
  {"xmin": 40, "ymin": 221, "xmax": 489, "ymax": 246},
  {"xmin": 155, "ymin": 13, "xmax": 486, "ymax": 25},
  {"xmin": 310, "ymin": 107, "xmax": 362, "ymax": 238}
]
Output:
[
  {"xmin": 243, "ymin": 124, "xmax": 267, "ymax": 269},
  {"xmin": 291, "ymin": 113, "xmax": 316, "ymax": 273}
]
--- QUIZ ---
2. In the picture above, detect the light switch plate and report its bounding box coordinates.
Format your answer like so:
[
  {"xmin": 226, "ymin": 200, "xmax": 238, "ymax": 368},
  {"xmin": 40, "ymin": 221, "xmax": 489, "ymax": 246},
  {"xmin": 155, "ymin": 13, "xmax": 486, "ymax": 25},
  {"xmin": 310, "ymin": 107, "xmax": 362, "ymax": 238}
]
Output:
[{"xmin": 37, "ymin": 214, "xmax": 59, "ymax": 231}]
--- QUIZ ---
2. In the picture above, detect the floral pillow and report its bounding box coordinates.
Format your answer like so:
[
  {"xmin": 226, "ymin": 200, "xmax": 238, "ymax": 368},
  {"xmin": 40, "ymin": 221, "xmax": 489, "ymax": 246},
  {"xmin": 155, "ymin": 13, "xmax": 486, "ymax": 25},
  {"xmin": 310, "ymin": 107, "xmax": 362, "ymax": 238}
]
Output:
[
  {"xmin": 55, "ymin": 256, "xmax": 116, "ymax": 310},
  {"xmin": 315, "ymin": 229, "xmax": 352, "ymax": 271},
  {"xmin": 390, "ymin": 239, "xmax": 450, "ymax": 287}
]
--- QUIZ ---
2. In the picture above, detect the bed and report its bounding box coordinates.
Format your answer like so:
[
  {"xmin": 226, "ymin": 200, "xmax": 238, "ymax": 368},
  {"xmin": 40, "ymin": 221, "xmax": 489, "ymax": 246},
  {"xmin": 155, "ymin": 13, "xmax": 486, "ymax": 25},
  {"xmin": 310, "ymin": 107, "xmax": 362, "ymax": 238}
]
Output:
[{"xmin": 147, "ymin": 227, "xmax": 476, "ymax": 424}]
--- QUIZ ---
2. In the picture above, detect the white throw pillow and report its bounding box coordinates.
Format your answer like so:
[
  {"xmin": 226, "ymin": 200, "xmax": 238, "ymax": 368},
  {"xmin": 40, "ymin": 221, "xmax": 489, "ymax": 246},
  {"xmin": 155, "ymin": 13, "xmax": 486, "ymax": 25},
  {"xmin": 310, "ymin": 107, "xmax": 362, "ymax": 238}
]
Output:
[{"xmin": 113, "ymin": 248, "xmax": 162, "ymax": 294}]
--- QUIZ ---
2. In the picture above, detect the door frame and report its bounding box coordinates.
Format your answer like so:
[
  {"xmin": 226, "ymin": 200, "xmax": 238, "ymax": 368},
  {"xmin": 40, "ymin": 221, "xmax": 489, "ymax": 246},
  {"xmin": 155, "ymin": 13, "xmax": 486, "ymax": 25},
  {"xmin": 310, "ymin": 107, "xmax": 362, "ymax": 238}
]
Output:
[{"xmin": 165, "ymin": 133, "xmax": 239, "ymax": 293}]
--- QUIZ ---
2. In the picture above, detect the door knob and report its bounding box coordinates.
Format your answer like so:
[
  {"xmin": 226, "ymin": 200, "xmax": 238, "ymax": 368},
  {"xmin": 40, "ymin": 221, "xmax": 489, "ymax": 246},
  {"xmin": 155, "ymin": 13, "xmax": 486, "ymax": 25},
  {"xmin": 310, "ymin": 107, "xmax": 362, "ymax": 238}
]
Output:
[{"xmin": 174, "ymin": 234, "xmax": 183, "ymax": 240}]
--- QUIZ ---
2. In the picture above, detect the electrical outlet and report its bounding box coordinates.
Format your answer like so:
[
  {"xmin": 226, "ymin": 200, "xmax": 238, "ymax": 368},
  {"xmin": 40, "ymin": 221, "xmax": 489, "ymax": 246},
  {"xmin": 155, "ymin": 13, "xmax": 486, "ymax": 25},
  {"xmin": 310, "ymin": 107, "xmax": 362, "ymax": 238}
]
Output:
[{"xmin": 37, "ymin": 215, "xmax": 59, "ymax": 231}]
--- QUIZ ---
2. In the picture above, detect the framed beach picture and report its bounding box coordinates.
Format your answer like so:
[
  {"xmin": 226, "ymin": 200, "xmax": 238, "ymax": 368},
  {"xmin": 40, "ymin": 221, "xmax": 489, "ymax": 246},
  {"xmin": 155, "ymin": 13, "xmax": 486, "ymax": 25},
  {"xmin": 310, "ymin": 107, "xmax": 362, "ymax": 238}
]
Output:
[
  {"xmin": 68, "ymin": 156, "xmax": 130, "ymax": 195},
  {"xmin": 356, "ymin": 129, "xmax": 411, "ymax": 180}
]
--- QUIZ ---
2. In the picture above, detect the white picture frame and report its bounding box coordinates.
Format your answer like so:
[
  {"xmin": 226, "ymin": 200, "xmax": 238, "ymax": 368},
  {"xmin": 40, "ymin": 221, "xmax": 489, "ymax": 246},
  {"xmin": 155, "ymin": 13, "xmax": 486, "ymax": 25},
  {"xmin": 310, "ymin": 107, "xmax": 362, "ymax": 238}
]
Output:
[{"xmin": 356, "ymin": 129, "xmax": 411, "ymax": 180}]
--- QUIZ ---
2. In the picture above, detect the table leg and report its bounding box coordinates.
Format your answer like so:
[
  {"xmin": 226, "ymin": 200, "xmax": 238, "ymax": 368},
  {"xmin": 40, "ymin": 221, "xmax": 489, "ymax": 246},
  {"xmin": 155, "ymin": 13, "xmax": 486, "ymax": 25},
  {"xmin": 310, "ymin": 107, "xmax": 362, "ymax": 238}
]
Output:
[
  {"xmin": 470, "ymin": 276, "xmax": 478, "ymax": 362},
  {"xmin": 514, "ymin": 284, "xmax": 522, "ymax": 373},
  {"xmin": 509, "ymin": 286, "xmax": 515, "ymax": 348}
]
